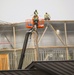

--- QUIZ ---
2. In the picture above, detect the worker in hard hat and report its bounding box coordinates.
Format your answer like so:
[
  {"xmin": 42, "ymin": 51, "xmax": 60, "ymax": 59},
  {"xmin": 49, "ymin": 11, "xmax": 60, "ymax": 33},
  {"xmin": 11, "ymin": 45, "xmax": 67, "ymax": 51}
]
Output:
[
  {"xmin": 44, "ymin": 12, "xmax": 51, "ymax": 20},
  {"xmin": 34, "ymin": 10, "xmax": 38, "ymax": 16},
  {"xmin": 32, "ymin": 10, "xmax": 39, "ymax": 28}
]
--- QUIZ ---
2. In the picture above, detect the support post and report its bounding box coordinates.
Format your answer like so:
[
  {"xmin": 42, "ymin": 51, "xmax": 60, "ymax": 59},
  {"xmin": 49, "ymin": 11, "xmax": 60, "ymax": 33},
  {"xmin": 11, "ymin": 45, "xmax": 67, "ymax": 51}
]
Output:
[
  {"xmin": 13, "ymin": 26, "xmax": 17, "ymax": 69},
  {"xmin": 32, "ymin": 31, "xmax": 39, "ymax": 61},
  {"xmin": 64, "ymin": 23, "xmax": 69, "ymax": 60}
]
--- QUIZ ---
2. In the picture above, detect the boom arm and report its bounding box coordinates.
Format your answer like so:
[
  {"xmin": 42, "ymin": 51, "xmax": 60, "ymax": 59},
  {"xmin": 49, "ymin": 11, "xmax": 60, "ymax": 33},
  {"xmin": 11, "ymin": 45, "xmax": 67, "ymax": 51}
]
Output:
[{"xmin": 18, "ymin": 29, "xmax": 33, "ymax": 69}]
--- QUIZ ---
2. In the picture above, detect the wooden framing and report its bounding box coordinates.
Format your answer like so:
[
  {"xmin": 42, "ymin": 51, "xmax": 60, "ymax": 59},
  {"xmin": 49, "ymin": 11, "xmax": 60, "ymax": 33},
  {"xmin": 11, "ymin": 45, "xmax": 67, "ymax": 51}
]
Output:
[
  {"xmin": 13, "ymin": 26, "xmax": 17, "ymax": 69},
  {"xmin": 64, "ymin": 22, "xmax": 69, "ymax": 60},
  {"xmin": 38, "ymin": 26, "xmax": 48, "ymax": 43},
  {"xmin": 50, "ymin": 24, "xmax": 65, "ymax": 45},
  {"xmin": 0, "ymin": 20, "xmax": 74, "ymax": 60},
  {"xmin": 32, "ymin": 31, "xmax": 39, "ymax": 61}
]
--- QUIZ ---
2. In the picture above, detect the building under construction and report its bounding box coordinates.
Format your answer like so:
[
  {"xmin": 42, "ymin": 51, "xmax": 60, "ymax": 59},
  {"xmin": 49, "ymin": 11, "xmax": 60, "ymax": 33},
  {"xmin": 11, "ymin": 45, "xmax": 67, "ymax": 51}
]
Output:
[{"xmin": 0, "ymin": 20, "xmax": 74, "ymax": 75}]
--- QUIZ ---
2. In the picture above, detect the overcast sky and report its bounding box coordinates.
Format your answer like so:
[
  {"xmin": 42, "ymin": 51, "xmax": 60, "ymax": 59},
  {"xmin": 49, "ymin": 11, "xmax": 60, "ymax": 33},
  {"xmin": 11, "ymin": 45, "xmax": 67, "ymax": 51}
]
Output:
[{"xmin": 0, "ymin": 0, "xmax": 74, "ymax": 23}]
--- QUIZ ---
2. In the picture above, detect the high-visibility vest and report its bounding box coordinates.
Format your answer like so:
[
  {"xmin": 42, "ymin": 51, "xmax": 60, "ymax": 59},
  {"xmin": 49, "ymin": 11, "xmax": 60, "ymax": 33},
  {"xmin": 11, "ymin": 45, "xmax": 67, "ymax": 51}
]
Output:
[
  {"xmin": 34, "ymin": 11, "xmax": 38, "ymax": 16},
  {"xmin": 44, "ymin": 13, "xmax": 51, "ymax": 19}
]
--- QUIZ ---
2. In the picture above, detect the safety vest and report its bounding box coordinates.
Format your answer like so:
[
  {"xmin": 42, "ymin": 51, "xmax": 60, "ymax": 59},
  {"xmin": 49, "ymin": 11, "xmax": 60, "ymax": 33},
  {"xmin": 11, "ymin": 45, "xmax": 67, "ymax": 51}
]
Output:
[{"xmin": 44, "ymin": 13, "xmax": 51, "ymax": 19}]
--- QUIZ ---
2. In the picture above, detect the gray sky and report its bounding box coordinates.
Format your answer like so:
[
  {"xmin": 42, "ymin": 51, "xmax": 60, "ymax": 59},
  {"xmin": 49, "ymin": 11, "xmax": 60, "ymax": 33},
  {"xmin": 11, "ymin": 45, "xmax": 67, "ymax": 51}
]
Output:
[{"xmin": 0, "ymin": 0, "xmax": 74, "ymax": 23}]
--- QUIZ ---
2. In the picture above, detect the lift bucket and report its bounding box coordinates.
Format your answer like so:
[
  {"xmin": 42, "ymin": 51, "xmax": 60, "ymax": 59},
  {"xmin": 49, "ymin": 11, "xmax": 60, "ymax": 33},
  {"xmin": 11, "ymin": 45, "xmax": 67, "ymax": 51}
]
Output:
[
  {"xmin": 25, "ymin": 19, "xmax": 44, "ymax": 28},
  {"xmin": 25, "ymin": 19, "xmax": 33, "ymax": 28},
  {"xmin": 38, "ymin": 19, "xmax": 44, "ymax": 28}
]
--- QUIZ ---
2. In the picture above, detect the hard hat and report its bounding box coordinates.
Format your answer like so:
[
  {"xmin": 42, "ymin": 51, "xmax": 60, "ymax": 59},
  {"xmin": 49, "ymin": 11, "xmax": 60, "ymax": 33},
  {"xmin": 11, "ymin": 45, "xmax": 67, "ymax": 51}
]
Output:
[
  {"xmin": 35, "ymin": 9, "xmax": 37, "ymax": 11},
  {"xmin": 46, "ymin": 12, "xmax": 47, "ymax": 14}
]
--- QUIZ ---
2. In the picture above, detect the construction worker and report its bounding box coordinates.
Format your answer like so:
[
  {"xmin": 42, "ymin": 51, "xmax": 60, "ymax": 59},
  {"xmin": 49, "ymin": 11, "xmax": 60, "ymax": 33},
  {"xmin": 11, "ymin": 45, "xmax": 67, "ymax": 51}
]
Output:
[
  {"xmin": 44, "ymin": 12, "xmax": 51, "ymax": 20},
  {"xmin": 34, "ymin": 10, "xmax": 38, "ymax": 16},
  {"xmin": 33, "ymin": 10, "xmax": 39, "ymax": 28}
]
